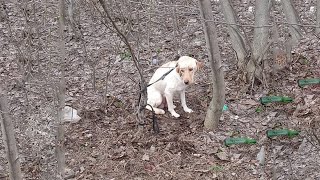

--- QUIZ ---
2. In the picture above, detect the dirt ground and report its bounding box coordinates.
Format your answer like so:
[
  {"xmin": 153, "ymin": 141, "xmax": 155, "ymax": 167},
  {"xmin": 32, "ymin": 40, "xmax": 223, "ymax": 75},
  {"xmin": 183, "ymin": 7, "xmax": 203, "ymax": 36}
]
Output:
[
  {"xmin": 63, "ymin": 46, "xmax": 320, "ymax": 180},
  {"xmin": 0, "ymin": 0, "xmax": 320, "ymax": 179}
]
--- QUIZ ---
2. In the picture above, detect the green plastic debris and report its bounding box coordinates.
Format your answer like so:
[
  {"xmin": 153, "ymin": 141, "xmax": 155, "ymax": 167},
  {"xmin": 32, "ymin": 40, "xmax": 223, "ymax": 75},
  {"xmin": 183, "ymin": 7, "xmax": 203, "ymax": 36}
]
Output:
[
  {"xmin": 260, "ymin": 96, "xmax": 293, "ymax": 105},
  {"xmin": 267, "ymin": 129, "xmax": 300, "ymax": 138},
  {"xmin": 224, "ymin": 137, "xmax": 257, "ymax": 146},
  {"xmin": 223, "ymin": 104, "xmax": 228, "ymax": 111},
  {"xmin": 255, "ymin": 106, "xmax": 263, "ymax": 113},
  {"xmin": 298, "ymin": 78, "xmax": 320, "ymax": 87}
]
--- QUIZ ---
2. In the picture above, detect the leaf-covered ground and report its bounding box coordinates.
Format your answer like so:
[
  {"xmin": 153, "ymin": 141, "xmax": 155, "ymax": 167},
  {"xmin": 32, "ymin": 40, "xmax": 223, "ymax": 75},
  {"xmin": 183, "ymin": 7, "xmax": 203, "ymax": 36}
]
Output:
[{"xmin": 0, "ymin": 0, "xmax": 319, "ymax": 179}]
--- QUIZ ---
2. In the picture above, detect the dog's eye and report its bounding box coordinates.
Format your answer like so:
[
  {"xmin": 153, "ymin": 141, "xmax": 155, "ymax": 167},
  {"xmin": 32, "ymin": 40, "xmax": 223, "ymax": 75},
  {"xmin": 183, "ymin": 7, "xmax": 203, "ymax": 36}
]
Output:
[
  {"xmin": 180, "ymin": 70, "xmax": 185, "ymax": 73},
  {"xmin": 189, "ymin": 68, "xmax": 193, "ymax": 71}
]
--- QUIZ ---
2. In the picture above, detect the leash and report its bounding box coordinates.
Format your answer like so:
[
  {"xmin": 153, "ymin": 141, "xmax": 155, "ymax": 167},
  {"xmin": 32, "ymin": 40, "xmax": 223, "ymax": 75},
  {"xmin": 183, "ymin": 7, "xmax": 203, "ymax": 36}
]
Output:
[
  {"xmin": 146, "ymin": 104, "xmax": 159, "ymax": 133},
  {"xmin": 146, "ymin": 65, "xmax": 177, "ymax": 88},
  {"xmin": 138, "ymin": 65, "xmax": 177, "ymax": 133}
]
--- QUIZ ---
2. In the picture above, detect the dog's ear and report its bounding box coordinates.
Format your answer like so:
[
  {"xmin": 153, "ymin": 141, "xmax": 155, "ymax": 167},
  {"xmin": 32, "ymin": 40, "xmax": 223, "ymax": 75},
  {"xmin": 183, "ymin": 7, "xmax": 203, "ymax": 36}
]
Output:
[
  {"xmin": 176, "ymin": 63, "xmax": 180, "ymax": 73},
  {"xmin": 176, "ymin": 64, "xmax": 183, "ymax": 76},
  {"xmin": 196, "ymin": 61, "xmax": 204, "ymax": 70}
]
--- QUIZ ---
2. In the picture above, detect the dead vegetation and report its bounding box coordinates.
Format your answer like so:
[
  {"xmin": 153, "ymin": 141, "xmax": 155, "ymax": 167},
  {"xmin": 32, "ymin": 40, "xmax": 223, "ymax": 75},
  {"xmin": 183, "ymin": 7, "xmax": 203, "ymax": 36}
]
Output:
[{"xmin": 0, "ymin": 0, "xmax": 319, "ymax": 179}]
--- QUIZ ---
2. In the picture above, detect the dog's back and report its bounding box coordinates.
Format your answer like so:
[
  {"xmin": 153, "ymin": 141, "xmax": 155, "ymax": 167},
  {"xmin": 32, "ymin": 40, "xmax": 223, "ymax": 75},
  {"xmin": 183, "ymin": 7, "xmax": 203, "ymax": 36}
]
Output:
[
  {"xmin": 149, "ymin": 61, "xmax": 177, "ymax": 83},
  {"xmin": 148, "ymin": 61, "xmax": 178, "ymax": 92}
]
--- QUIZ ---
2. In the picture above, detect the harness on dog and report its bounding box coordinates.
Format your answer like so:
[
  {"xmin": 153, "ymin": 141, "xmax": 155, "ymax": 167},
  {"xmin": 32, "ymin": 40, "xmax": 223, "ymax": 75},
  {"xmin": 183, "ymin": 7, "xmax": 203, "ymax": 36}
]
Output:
[{"xmin": 146, "ymin": 64, "xmax": 178, "ymax": 88}]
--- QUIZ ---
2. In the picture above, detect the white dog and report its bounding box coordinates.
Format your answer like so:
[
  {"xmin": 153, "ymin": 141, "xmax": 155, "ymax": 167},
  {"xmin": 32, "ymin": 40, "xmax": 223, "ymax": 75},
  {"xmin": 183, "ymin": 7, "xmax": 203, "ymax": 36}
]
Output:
[{"xmin": 146, "ymin": 56, "xmax": 203, "ymax": 117}]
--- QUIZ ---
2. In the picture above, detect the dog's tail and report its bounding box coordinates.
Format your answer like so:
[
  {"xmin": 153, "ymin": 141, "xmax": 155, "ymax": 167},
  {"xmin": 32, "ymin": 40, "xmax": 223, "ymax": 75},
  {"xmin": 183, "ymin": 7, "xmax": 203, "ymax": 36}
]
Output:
[{"xmin": 146, "ymin": 105, "xmax": 165, "ymax": 114}]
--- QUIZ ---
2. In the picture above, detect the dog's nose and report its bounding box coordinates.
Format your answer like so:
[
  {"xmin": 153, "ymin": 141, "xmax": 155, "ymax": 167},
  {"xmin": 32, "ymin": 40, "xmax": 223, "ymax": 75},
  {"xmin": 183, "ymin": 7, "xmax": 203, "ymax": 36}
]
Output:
[{"xmin": 184, "ymin": 80, "xmax": 189, "ymax": 85}]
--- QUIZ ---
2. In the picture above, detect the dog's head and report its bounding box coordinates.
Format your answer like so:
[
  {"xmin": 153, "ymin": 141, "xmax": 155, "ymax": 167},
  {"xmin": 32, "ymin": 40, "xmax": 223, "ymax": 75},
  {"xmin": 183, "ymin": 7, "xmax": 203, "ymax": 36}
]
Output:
[{"xmin": 176, "ymin": 56, "xmax": 204, "ymax": 85}]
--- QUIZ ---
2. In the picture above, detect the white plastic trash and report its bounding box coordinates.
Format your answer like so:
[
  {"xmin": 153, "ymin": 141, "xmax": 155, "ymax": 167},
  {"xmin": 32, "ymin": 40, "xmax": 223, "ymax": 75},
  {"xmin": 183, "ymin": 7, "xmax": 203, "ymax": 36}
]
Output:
[{"xmin": 63, "ymin": 106, "xmax": 81, "ymax": 123}]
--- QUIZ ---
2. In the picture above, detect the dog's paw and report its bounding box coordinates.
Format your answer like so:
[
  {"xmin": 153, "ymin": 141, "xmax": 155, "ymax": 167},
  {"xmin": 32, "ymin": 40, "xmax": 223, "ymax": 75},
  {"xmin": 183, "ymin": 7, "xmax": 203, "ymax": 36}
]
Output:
[
  {"xmin": 183, "ymin": 107, "xmax": 193, "ymax": 113},
  {"xmin": 158, "ymin": 109, "xmax": 165, "ymax": 114},
  {"xmin": 153, "ymin": 108, "xmax": 165, "ymax": 114},
  {"xmin": 170, "ymin": 111, "xmax": 180, "ymax": 118}
]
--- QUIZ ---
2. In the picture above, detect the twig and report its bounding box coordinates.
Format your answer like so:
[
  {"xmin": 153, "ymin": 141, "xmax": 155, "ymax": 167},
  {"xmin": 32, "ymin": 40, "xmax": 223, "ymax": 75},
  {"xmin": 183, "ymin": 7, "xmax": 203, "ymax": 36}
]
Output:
[
  {"xmin": 156, "ymin": 157, "xmax": 177, "ymax": 168},
  {"xmin": 128, "ymin": 0, "xmax": 199, "ymax": 10},
  {"xmin": 96, "ymin": 0, "xmax": 320, "ymax": 29},
  {"xmin": 77, "ymin": 1, "xmax": 97, "ymax": 91},
  {"xmin": 171, "ymin": 0, "xmax": 180, "ymax": 57},
  {"xmin": 206, "ymin": 19, "xmax": 320, "ymax": 29},
  {"xmin": 98, "ymin": 0, "xmax": 148, "ymax": 126},
  {"xmin": 98, "ymin": 0, "xmax": 145, "ymax": 82}
]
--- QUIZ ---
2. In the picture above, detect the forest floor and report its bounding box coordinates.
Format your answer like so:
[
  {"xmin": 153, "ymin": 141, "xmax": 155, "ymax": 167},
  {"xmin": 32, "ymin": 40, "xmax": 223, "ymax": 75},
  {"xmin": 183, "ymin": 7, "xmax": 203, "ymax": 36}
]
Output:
[
  {"xmin": 0, "ymin": 0, "xmax": 319, "ymax": 179},
  {"xmin": 64, "ymin": 43, "xmax": 320, "ymax": 180}
]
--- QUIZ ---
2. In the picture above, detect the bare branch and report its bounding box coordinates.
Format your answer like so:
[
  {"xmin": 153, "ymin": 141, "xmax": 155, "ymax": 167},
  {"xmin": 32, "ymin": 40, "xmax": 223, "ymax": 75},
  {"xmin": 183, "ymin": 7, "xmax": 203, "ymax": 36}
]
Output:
[
  {"xmin": 0, "ymin": 87, "xmax": 23, "ymax": 180},
  {"xmin": 98, "ymin": 0, "xmax": 147, "ymax": 126},
  {"xmin": 316, "ymin": 0, "xmax": 320, "ymax": 34}
]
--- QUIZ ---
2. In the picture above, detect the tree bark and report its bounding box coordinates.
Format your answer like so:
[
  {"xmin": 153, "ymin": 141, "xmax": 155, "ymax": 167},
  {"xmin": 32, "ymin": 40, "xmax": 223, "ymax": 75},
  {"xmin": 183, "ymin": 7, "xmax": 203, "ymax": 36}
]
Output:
[
  {"xmin": 281, "ymin": 0, "xmax": 303, "ymax": 63},
  {"xmin": 0, "ymin": 87, "xmax": 23, "ymax": 180},
  {"xmin": 247, "ymin": 0, "xmax": 271, "ymax": 82},
  {"xmin": 56, "ymin": 0, "xmax": 67, "ymax": 178},
  {"xmin": 67, "ymin": 0, "xmax": 80, "ymax": 39},
  {"xmin": 252, "ymin": 0, "xmax": 271, "ymax": 63},
  {"xmin": 198, "ymin": 0, "xmax": 225, "ymax": 130},
  {"xmin": 220, "ymin": 0, "xmax": 248, "ymax": 68},
  {"xmin": 316, "ymin": 0, "xmax": 320, "ymax": 34},
  {"xmin": 281, "ymin": 0, "xmax": 303, "ymax": 45},
  {"xmin": 58, "ymin": 0, "xmax": 66, "ymax": 29}
]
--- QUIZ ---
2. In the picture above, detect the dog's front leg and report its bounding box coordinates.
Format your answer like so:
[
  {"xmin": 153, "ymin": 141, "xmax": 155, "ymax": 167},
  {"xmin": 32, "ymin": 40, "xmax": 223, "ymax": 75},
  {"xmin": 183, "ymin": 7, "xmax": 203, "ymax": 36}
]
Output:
[
  {"xmin": 180, "ymin": 90, "xmax": 193, "ymax": 113},
  {"xmin": 165, "ymin": 89, "xmax": 180, "ymax": 118}
]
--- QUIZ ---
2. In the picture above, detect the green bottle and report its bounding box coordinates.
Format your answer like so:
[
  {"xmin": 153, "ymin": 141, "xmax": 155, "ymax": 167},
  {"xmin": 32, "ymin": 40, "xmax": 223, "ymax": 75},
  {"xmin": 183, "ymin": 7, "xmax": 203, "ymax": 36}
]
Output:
[
  {"xmin": 267, "ymin": 129, "xmax": 300, "ymax": 138},
  {"xmin": 224, "ymin": 137, "xmax": 257, "ymax": 146},
  {"xmin": 298, "ymin": 78, "xmax": 320, "ymax": 87},
  {"xmin": 260, "ymin": 96, "xmax": 293, "ymax": 105}
]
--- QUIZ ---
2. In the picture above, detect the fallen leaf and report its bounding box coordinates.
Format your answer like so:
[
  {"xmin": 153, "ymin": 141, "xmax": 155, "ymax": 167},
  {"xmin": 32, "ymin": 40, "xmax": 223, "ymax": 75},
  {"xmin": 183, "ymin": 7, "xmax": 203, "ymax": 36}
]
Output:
[
  {"xmin": 216, "ymin": 151, "xmax": 228, "ymax": 161},
  {"xmin": 142, "ymin": 154, "xmax": 150, "ymax": 161}
]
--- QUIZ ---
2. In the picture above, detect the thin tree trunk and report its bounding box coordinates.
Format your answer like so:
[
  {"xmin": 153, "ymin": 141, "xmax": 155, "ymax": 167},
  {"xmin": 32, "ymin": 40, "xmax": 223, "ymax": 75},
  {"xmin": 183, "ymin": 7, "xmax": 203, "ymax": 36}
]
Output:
[
  {"xmin": 55, "ymin": 79, "xmax": 66, "ymax": 179},
  {"xmin": 281, "ymin": 0, "xmax": 303, "ymax": 45},
  {"xmin": 316, "ymin": 0, "xmax": 320, "ymax": 34},
  {"xmin": 220, "ymin": 0, "xmax": 247, "ymax": 68},
  {"xmin": 247, "ymin": 0, "xmax": 271, "ymax": 82},
  {"xmin": 59, "ymin": 0, "xmax": 66, "ymax": 29},
  {"xmin": 67, "ymin": 0, "xmax": 80, "ymax": 38},
  {"xmin": 281, "ymin": 0, "xmax": 303, "ymax": 63},
  {"xmin": 0, "ymin": 87, "xmax": 23, "ymax": 180},
  {"xmin": 56, "ymin": 0, "xmax": 66, "ymax": 178},
  {"xmin": 198, "ymin": 0, "xmax": 225, "ymax": 130}
]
